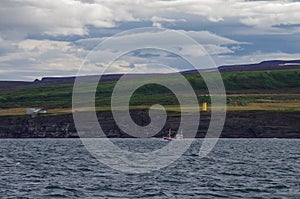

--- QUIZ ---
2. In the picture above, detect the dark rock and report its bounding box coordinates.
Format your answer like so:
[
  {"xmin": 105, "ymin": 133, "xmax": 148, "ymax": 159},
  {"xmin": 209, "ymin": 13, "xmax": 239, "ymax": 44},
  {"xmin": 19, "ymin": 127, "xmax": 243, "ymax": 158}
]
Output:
[{"xmin": 0, "ymin": 111, "xmax": 299, "ymax": 138}]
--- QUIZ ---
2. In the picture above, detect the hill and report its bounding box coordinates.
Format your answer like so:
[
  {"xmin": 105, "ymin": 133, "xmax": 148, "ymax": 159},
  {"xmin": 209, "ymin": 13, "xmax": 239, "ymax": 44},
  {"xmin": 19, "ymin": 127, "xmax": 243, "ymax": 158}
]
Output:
[
  {"xmin": 2, "ymin": 59, "xmax": 300, "ymax": 91},
  {"xmin": 0, "ymin": 69, "xmax": 300, "ymax": 110},
  {"xmin": 1, "ymin": 59, "xmax": 300, "ymax": 114}
]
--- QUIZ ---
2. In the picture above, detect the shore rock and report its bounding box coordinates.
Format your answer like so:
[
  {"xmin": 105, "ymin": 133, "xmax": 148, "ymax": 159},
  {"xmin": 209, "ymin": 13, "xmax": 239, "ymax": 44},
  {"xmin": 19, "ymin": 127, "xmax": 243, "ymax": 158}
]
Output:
[{"xmin": 0, "ymin": 111, "xmax": 299, "ymax": 138}]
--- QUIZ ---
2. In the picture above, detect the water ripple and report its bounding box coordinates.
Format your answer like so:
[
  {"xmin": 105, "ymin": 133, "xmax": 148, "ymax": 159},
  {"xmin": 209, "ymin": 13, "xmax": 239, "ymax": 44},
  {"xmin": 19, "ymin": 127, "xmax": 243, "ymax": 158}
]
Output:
[{"xmin": 0, "ymin": 139, "xmax": 299, "ymax": 198}]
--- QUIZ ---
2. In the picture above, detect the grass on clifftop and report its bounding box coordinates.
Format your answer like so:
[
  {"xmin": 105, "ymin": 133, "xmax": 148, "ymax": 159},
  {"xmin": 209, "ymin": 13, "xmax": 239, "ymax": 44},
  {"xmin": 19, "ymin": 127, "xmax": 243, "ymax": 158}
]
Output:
[{"xmin": 1, "ymin": 69, "xmax": 300, "ymax": 115}]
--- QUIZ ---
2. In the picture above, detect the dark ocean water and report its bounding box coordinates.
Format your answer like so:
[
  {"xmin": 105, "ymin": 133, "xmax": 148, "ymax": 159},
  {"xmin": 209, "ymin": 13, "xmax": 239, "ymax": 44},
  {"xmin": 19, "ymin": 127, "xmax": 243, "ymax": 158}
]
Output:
[{"xmin": 0, "ymin": 139, "xmax": 299, "ymax": 198}]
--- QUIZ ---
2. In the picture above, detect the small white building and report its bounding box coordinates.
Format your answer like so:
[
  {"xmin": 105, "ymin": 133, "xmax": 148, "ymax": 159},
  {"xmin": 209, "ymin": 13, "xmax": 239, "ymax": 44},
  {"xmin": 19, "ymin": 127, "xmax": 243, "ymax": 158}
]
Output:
[{"xmin": 26, "ymin": 108, "xmax": 47, "ymax": 116}]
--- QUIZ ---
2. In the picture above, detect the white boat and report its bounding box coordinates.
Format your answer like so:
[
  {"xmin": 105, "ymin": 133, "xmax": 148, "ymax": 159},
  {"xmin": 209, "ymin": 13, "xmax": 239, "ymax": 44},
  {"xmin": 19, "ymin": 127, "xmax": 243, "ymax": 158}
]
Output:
[
  {"xmin": 175, "ymin": 130, "xmax": 184, "ymax": 140},
  {"xmin": 163, "ymin": 129, "xmax": 183, "ymax": 140}
]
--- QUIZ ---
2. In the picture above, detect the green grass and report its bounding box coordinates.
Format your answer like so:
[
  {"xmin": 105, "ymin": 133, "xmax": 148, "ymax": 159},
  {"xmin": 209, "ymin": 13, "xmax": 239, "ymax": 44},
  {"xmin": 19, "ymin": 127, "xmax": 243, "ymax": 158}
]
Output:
[
  {"xmin": 1, "ymin": 69, "xmax": 300, "ymax": 111},
  {"xmin": 221, "ymin": 69, "xmax": 300, "ymax": 90}
]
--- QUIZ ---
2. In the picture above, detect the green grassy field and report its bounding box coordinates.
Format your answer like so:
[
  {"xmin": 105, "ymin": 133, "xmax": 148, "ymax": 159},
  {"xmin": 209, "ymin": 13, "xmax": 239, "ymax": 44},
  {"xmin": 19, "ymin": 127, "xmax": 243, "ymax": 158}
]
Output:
[{"xmin": 1, "ymin": 69, "xmax": 300, "ymax": 115}]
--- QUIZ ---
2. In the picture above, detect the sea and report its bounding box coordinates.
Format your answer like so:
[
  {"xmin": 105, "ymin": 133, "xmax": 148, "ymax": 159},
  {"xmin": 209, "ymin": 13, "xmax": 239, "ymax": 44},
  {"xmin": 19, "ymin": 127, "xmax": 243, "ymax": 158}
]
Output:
[{"xmin": 0, "ymin": 139, "xmax": 299, "ymax": 198}]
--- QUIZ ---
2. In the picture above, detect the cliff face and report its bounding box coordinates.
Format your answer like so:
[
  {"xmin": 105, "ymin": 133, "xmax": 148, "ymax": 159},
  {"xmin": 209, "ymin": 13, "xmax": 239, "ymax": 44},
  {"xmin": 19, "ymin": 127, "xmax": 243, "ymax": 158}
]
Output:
[{"xmin": 0, "ymin": 111, "xmax": 300, "ymax": 138}]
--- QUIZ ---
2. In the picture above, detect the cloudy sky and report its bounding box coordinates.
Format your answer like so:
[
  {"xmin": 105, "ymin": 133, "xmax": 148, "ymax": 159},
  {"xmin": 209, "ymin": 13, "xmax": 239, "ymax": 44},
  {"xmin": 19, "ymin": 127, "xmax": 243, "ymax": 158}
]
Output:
[{"xmin": 1, "ymin": 0, "xmax": 300, "ymax": 80}]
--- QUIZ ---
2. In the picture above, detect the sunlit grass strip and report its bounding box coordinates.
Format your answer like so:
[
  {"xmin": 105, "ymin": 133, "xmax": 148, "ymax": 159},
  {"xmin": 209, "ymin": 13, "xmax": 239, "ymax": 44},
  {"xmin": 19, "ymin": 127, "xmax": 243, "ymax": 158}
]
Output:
[{"xmin": 1, "ymin": 101, "xmax": 300, "ymax": 116}]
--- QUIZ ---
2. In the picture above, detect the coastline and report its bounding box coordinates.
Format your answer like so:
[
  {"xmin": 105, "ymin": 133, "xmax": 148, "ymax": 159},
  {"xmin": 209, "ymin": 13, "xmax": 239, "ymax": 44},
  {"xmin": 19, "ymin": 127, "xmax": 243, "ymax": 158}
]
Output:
[{"xmin": 0, "ymin": 110, "xmax": 299, "ymax": 138}]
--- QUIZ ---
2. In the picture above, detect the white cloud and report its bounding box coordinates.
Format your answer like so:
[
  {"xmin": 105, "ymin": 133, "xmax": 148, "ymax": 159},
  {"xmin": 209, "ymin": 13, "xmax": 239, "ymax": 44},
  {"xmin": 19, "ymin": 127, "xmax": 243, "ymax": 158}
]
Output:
[
  {"xmin": 1, "ymin": 0, "xmax": 300, "ymax": 80},
  {"xmin": 2, "ymin": 0, "xmax": 300, "ymax": 39},
  {"xmin": 74, "ymin": 29, "xmax": 242, "ymax": 72},
  {"xmin": 0, "ymin": 0, "xmax": 136, "ymax": 39},
  {"xmin": 182, "ymin": 30, "xmax": 244, "ymax": 45},
  {"xmin": 18, "ymin": 39, "xmax": 74, "ymax": 53},
  {"xmin": 215, "ymin": 51, "xmax": 300, "ymax": 66},
  {"xmin": 163, "ymin": 0, "xmax": 300, "ymax": 29},
  {"xmin": 0, "ymin": 39, "xmax": 85, "ymax": 80},
  {"xmin": 204, "ymin": 44, "xmax": 234, "ymax": 55},
  {"xmin": 75, "ymin": 38, "xmax": 105, "ymax": 50},
  {"xmin": 75, "ymin": 29, "xmax": 242, "ymax": 54},
  {"xmin": 151, "ymin": 16, "xmax": 186, "ymax": 28},
  {"xmin": 98, "ymin": 0, "xmax": 300, "ymax": 31},
  {"xmin": 0, "ymin": 29, "xmax": 242, "ymax": 80}
]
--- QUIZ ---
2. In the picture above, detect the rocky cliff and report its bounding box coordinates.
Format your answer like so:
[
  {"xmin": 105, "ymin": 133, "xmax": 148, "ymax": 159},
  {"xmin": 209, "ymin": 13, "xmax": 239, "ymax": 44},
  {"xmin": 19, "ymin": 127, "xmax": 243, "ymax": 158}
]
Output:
[{"xmin": 0, "ymin": 111, "xmax": 300, "ymax": 138}]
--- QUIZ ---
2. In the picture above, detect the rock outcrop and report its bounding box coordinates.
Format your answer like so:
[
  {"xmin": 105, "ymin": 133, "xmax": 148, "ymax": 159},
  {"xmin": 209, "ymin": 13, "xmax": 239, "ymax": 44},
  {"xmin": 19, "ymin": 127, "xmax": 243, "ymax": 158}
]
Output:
[{"xmin": 0, "ymin": 111, "xmax": 300, "ymax": 138}]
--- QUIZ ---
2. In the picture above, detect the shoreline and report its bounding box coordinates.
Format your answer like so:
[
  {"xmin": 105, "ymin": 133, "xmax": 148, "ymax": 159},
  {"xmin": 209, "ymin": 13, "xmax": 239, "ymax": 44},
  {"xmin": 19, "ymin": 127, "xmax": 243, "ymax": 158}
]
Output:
[{"xmin": 0, "ymin": 110, "xmax": 300, "ymax": 138}]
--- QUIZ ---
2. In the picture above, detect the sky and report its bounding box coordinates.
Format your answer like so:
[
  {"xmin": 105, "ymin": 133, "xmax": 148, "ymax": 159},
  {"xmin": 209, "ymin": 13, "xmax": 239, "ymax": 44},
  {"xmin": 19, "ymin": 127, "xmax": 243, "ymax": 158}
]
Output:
[{"xmin": 1, "ymin": 0, "xmax": 300, "ymax": 81}]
